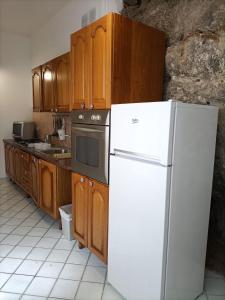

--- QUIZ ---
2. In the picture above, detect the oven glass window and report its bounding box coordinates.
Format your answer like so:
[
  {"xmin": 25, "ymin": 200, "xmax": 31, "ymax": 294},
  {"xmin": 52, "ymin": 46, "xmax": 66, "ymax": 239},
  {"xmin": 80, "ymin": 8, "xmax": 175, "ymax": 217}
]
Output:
[{"xmin": 76, "ymin": 136, "xmax": 99, "ymax": 167}]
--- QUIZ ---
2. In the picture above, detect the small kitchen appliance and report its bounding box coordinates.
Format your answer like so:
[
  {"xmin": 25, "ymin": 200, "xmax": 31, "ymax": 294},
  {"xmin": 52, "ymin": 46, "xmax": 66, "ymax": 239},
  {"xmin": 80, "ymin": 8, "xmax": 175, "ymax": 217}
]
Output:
[
  {"xmin": 108, "ymin": 100, "xmax": 218, "ymax": 300},
  {"xmin": 13, "ymin": 121, "xmax": 36, "ymax": 141}
]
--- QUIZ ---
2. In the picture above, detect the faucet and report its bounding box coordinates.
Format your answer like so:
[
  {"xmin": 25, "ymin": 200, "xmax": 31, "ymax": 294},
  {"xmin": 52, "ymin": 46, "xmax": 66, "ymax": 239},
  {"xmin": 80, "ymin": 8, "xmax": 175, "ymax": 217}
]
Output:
[{"xmin": 44, "ymin": 134, "xmax": 51, "ymax": 143}]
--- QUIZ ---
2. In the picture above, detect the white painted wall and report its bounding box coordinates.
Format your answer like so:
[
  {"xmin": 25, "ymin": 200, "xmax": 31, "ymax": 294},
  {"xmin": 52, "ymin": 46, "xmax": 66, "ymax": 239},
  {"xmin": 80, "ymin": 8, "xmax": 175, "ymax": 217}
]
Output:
[
  {"xmin": 31, "ymin": 0, "xmax": 123, "ymax": 66},
  {"xmin": 0, "ymin": 32, "xmax": 32, "ymax": 178}
]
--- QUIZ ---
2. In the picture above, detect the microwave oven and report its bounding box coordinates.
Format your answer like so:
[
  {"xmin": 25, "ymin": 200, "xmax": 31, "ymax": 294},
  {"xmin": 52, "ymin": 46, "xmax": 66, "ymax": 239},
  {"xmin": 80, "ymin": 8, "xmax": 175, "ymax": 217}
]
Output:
[{"xmin": 13, "ymin": 121, "xmax": 36, "ymax": 141}]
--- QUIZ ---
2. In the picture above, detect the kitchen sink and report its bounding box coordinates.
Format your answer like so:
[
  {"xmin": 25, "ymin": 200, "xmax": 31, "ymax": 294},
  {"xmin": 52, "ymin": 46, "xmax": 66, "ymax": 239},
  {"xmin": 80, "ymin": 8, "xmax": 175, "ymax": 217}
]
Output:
[{"xmin": 39, "ymin": 147, "xmax": 71, "ymax": 159}]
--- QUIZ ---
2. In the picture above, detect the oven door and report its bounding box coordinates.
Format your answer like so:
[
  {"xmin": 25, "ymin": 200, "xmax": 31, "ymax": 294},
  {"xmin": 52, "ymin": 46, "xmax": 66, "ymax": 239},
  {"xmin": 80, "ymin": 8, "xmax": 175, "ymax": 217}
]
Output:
[{"xmin": 71, "ymin": 124, "xmax": 109, "ymax": 184}]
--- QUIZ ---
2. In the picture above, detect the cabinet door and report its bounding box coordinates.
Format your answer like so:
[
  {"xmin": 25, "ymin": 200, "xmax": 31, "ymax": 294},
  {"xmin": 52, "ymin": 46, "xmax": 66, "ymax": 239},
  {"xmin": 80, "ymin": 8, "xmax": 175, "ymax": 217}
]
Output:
[
  {"xmin": 42, "ymin": 63, "xmax": 55, "ymax": 112},
  {"xmin": 14, "ymin": 149, "xmax": 22, "ymax": 184},
  {"xmin": 39, "ymin": 160, "xmax": 57, "ymax": 218},
  {"xmin": 32, "ymin": 66, "xmax": 42, "ymax": 111},
  {"xmin": 89, "ymin": 15, "xmax": 112, "ymax": 109},
  {"xmin": 21, "ymin": 152, "xmax": 31, "ymax": 195},
  {"xmin": 72, "ymin": 173, "xmax": 88, "ymax": 246},
  {"xmin": 4, "ymin": 144, "xmax": 10, "ymax": 176},
  {"xmin": 30, "ymin": 156, "xmax": 39, "ymax": 206},
  {"xmin": 8, "ymin": 146, "xmax": 15, "ymax": 180},
  {"xmin": 54, "ymin": 53, "xmax": 70, "ymax": 112},
  {"xmin": 71, "ymin": 27, "xmax": 89, "ymax": 110},
  {"xmin": 88, "ymin": 179, "xmax": 109, "ymax": 263}
]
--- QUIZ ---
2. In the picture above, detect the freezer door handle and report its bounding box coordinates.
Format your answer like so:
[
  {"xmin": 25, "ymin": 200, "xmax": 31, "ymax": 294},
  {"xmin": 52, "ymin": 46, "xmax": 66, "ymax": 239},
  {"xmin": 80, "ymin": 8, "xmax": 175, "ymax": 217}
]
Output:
[{"xmin": 111, "ymin": 148, "xmax": 168, "ymax": 166}]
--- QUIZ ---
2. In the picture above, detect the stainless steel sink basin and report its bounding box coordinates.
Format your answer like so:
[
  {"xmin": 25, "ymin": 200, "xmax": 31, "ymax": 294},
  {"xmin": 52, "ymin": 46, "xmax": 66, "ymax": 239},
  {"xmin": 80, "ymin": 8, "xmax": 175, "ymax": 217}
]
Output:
[{"xmin": 39, "ymin": 148, "xmax": 71, "ymax": 159}]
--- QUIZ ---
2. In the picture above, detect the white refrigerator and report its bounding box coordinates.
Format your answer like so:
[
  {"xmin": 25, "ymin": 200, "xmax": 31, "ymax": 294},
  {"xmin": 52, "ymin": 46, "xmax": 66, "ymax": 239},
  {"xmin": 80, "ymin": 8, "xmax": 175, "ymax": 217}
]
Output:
[{"xmin": 108, "ymin": 100, "xmax": 218, "ymax": 300}]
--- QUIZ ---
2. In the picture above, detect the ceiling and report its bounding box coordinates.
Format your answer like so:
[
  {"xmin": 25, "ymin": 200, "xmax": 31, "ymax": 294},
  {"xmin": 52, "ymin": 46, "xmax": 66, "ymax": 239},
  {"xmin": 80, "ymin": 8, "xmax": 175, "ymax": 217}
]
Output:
[{"xmin": 0, "ymin": 0, "xmax": 72, "ymax": 37}]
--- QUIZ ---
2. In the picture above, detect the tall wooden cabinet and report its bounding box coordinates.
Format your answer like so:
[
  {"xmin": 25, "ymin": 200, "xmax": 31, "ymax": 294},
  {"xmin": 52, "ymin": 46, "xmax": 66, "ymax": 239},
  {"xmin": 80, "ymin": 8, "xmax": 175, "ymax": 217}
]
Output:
[
  {"xmin": 70, "ymin": 12, "xmax": 165, "ymax": 110},
  {"xmin": 72, "ymin": 173, "xmax": 109, "ymax": 263},
  {"xmin": 32, "ymin": 66, "xmax": 42, "ymax": 112}
]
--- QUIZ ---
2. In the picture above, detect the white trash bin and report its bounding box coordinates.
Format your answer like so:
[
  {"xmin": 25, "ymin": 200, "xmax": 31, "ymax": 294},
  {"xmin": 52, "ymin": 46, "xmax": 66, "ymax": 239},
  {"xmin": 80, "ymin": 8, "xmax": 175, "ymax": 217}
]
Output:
[{"xmin": 59, "ymin": 204, "xmax": 73, "ymax": 240}]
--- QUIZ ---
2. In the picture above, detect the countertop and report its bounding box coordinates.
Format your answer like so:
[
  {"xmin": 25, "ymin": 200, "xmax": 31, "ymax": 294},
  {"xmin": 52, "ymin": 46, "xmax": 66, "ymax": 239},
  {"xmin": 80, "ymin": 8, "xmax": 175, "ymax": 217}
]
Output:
[{"xmin": 3, "ymin": 139, "xmax": 72, "ymax": 172}]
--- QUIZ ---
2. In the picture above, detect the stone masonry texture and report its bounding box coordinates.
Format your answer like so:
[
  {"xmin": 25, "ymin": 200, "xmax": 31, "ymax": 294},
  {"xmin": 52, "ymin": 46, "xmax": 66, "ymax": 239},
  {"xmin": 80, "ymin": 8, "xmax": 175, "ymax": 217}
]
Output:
[{"xmin": 122, "ymin": 0, "xmax": 225, "ymax": 274}]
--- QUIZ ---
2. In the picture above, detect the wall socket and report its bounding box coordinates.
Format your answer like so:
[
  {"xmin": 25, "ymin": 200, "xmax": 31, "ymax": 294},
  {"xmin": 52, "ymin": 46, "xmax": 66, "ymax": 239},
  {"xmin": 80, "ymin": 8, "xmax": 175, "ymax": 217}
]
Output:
[
  {"xmin": 89, "ymin": 8, "xmax": 96, "ymax": 23},
  {"xmin": 81, "ymin": 13, "xmax": 88, "ymax": 27}
]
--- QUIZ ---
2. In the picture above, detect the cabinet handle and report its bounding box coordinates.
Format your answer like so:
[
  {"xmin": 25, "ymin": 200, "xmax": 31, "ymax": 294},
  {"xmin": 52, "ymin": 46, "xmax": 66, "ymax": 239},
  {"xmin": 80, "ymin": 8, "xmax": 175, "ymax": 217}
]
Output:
[
  {"xmin": 80, "ymin": 177, "xmax": 84, "ymax": 183},
  {"xmin": 55, "ymin": 108, "xmax": 58, "ymax": 112},
  {"xmin": 89, "ymin": 181, "xmax": 93, "ymax": 187},
  {"xmin": 90, "ymin": 104, "xmax": 94, "ymax": 109},
  {"xmin": 81, "ymin": 103, "xmax": 85, "ymax": 109},
  {"xmin": 51, "ymin": 108, "xmax": 53, "ymax": 112}
]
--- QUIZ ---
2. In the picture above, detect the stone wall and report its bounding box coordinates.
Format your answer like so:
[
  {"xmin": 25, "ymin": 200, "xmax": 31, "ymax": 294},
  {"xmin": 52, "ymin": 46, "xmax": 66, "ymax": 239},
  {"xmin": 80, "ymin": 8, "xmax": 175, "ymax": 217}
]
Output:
[{"xmin": 122, "ymin": 0, "xmax": 225, "ymax": 274}]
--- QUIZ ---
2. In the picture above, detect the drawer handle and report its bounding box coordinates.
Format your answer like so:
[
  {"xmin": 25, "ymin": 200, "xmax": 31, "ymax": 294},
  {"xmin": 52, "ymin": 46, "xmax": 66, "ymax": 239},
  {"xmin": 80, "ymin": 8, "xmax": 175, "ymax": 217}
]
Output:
[
  {"xmin": 80, "ymin": 177, "xmax": 84, "ymax": 183},
  {"xmin": 89, "ymin": 181, "xmax": 93, "ymax": 187}
]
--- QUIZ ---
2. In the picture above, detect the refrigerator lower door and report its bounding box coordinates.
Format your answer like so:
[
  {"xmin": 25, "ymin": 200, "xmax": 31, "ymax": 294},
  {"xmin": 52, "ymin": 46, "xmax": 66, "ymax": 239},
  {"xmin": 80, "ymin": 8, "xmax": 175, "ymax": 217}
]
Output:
[{"xmin": 108, "ymin": 155, "xmax": 171, "ymax": 300}]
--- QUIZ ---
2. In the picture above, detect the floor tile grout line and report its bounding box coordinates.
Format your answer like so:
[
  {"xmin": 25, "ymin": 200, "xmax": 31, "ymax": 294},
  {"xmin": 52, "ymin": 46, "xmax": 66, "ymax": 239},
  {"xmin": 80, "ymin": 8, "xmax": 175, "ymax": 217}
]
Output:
[
  {"xmin": 73, "ymin": 251, "xmax": 92, "ymax": 299},
  {"xmin": 45, "ymin": 239, "xmax": 78, "ymax": 298}
]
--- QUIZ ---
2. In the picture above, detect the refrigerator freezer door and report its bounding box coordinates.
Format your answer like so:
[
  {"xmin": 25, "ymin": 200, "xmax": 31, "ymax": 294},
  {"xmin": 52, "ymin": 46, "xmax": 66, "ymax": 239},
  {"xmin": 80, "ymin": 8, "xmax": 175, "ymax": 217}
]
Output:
[
  {"xmin": 110, "ymin": 101, "xmax": 176, "ymax": 166},
  {"xmin": 108, "ymin": 155, "xmax": 171, "ymax": 300}
]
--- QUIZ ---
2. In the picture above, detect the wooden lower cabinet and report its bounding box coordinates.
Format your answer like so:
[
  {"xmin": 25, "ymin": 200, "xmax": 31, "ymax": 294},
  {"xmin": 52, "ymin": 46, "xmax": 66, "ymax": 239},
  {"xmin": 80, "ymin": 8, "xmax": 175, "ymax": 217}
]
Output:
[
  {"xmin": 30, "ymin": 156, "xmax": 39, "ymax": 206},
  {"xmin": 4, "ymin": 143, "xmax": 71, "ymax": 220},
  {"xmin": 39, "ymin": 159, "xmax": 71, "ymax": 219},
  {"xmin": 72, "ymin": 173, "xmax": 88, "ymax": 246},
  {"xmin": 72, "ymin": 173, "xmax": 109, "ymax": 263}
]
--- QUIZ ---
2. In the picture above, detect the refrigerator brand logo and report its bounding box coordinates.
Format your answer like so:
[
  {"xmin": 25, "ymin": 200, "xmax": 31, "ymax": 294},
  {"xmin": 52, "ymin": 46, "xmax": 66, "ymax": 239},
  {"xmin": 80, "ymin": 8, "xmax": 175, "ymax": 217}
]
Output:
[{"xmin": 131, "ymin": 118, "xmax": 139, "ymax": 124}]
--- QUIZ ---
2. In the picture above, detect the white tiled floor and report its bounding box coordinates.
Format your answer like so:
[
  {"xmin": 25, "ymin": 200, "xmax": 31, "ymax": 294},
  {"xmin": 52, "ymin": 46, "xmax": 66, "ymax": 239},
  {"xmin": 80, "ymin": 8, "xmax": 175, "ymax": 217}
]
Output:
[{"xmin": 0, "ymin": 178, "xmax": 225, "ymax": 300}]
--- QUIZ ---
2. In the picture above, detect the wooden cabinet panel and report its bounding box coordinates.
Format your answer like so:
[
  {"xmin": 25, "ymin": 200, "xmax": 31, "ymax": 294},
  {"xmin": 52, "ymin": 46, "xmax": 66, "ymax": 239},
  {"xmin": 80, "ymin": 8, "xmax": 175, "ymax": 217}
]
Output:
[
  {"xmin": 54, "ymin": 53, "xmax": 70, "ymax": 112},
  {"xmin": 71, "ymin": 28, "xmax": 89, "ymax": 110},
  {"xmin": 4, "ymin": 144, "xmax": 10, "ymax": 177},
  {"xmin": 8, "ymin": 146, "xmax": 15, "ymax": 180},
  {"xmin": 32, "ymin": 66, "xmax": 42, "ymax": 112},
  {"xmin": 39, "ymin": 159, "xmax": 57, "ymax": 218},
  {"xmin": 72, "ymin": 173, "xmax": 88, "ymax": 246},
  {"xmin": 89, "ymin": 15, "xmax": 111, "ymax": 109},
  {"xmin": 42, "ymin": 63, "xmax": 55, "ymax": 112},
  {"xmin": 88, "ymin": 179, "xmax": 108, "ymax": 263},
  {"xmin": 14, "ymin": 149, "xmax": 22, "ymax": 185},
  {"xmin": 30, "ymin": 156, "xmax": 39, "ymax": 206}
]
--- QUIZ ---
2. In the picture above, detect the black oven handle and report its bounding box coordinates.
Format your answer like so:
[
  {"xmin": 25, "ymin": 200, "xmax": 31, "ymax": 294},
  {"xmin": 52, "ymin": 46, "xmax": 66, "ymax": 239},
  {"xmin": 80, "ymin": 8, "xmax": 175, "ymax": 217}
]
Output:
[{"xmin": 72, "ymin": 127, "xmax": 104, "ymax": 133}]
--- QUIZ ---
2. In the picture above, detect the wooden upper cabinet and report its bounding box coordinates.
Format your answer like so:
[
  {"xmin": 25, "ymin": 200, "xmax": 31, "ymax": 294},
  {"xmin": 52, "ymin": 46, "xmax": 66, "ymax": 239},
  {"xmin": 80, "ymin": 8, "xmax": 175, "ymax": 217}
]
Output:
[
  {"xmin": 54, "ymin": 52, "xmax": 71, "ymax": 112},
  {"xmin": 72, "ymin": 173, "xmax": 88, "ymax": 246},
  {"xmin": 88, "ymin": 179, "xmax": 109, "ymax": 263},
  {"xmin": 39, "ymin": 159, "xmax": 57, "ymax": 218},
  {"xmin": 71, "ymin": 28, "xmax": 89, "ymax": 110},
  {"xmin": 70, "ymin": 12, "xmax": 165, "ymax": 110},
  {"xmin": 42, "ymin": 63, "xmax": 55, "ymax": 112},
  {"xmin": 32, "ymin": 66, "xmax": 42, "ymax": 112},
  {"xmin": 89, "ymin": 15, "xmax": 111, "ymax": 109}
]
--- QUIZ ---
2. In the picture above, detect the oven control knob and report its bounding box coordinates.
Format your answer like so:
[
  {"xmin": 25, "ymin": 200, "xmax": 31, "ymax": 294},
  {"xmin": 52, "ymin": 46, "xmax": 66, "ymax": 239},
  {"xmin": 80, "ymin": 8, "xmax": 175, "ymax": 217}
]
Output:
[
  {"xmin": 91, "ymin": 115, "xmax": 96, "ymax": 121},
  {"xmin": 78, "ymin": 114, "xmax": 84, "ymax": 120}
]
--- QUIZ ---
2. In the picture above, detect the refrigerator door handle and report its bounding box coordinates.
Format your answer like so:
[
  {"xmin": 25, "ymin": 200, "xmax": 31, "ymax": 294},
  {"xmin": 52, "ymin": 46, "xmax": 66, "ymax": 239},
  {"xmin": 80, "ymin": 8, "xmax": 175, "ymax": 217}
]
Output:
[{"xmin": 111, "ymin": 148, "xmax": 170, "ymax": 167}]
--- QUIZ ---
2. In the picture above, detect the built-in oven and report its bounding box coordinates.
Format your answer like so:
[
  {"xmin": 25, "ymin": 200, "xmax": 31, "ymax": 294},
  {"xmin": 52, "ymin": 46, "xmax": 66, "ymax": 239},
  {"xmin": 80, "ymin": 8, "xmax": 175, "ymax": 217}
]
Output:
[{"xmin": 71, "ymin": 110, "xmax": 110, "ymax": 184}]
